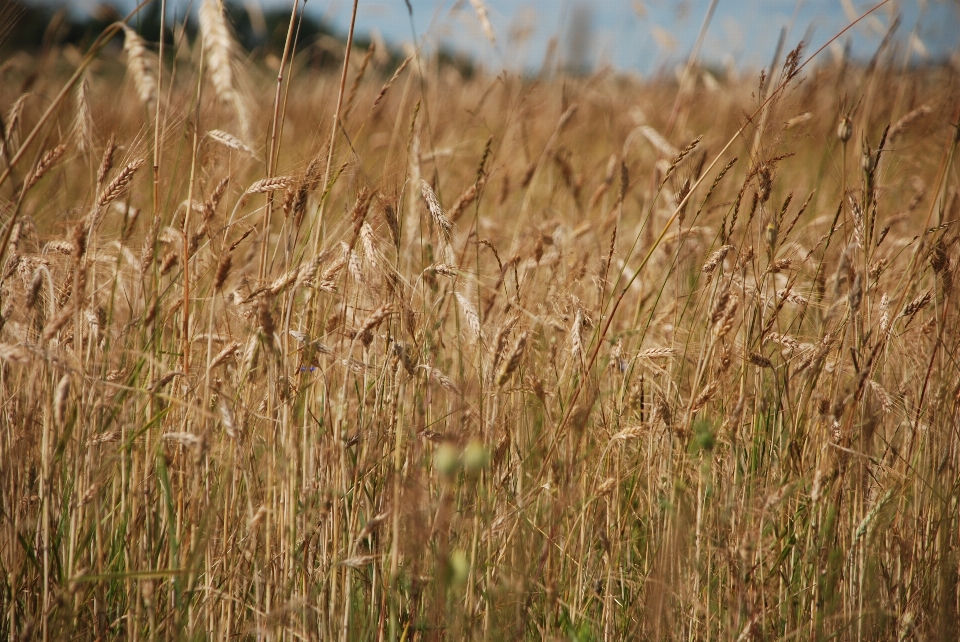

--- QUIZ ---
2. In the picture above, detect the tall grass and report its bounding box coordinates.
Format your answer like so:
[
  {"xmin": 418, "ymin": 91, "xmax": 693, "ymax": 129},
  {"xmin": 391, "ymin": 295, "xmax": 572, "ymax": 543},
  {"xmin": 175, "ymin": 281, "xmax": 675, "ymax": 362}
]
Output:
[{"xmin": 0, "ymin": 8, "xmax": 958, "ymax": 641}]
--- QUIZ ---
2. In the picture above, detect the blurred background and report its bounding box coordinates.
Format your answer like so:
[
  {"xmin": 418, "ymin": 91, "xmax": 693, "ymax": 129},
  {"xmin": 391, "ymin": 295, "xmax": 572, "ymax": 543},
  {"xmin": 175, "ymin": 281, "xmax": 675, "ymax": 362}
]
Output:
[{"xmin": 4, "ymin": 0, "xmax": 959, "ymax": 76}]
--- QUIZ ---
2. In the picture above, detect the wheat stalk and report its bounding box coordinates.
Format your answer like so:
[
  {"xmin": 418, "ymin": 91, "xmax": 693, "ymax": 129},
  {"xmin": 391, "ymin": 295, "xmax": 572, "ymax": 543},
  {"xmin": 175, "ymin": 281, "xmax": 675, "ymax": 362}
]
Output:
[
  {"xmin": 199, "ymin": 0, "xmax": 250, "ymax": 138},
  {"xmin": 23, "ymin": 143, "xmax": 67, "ymax": 193},
  {"xmin": 97, "ymin": 158, "xmax": 146, "ymax": 208},
  {"xmin": 205, "ymin": 129, "xmax": 256, "ymax": 156},
  {"xmin": 246, "ymin": 176, "xmax": 294, "ymax": 194},
  {"xmin": 467, "ymin": 0, "xmax": 496, "ymax": 43},
  {"xmin": 73, "ymin": 76, "xmax": 94, "ymax": 154},
  {"xmin": 122, "ymin": 25, "xmax": 157, "ymax": 106},
  {"xmin": 455, "ymin": 292, "xmax": 483, "ymax": 343}
]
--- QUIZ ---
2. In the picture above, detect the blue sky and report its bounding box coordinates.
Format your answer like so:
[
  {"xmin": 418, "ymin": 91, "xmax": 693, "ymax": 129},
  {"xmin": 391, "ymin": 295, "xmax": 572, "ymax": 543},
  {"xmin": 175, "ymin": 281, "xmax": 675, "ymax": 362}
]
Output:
[{"xmin": 52, "ymin": 0, "xmax": 960, "ymax": 75}]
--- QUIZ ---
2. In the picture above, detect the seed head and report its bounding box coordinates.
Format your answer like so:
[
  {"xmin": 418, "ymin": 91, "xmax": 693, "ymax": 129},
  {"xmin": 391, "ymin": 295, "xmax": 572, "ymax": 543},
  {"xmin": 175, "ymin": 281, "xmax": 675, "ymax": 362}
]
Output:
[
  {"xmin": 496, "ymin": 331, "xmax": 529, "ymax": 387},
  {"xmin": 122, "ymin": 26, "xmax": 157, "ymax": 105},
  {"xmin": 54, "ymin": 374, "xmax": 71, "ymax": 426},
  {"xmin": 214, "ymin": 253, "xmax": 232, "ymax": 291},
  {"xmin": 837, "ymin": 116, "xmax": 853, "ymax": 143},
  {"xmin": 421, "ymin": 180, "xmax": 452, "ymax": 241},
  {"xmin": 98, "ymin": 158, "xmax": 146, "ymax": 208}
]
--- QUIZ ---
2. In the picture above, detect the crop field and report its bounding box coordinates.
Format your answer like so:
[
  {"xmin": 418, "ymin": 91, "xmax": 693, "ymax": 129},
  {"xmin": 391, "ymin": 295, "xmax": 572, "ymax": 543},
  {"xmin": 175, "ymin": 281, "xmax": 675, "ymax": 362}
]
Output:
[{"xmin": 1, "ymin": 1, "xmax": 959, "ymax": 639}]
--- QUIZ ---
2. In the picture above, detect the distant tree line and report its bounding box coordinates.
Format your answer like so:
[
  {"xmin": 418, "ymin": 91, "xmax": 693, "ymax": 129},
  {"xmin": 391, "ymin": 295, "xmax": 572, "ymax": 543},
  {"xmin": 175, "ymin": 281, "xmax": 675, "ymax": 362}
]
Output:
[{"xmin": 0, "ymin": 0, "xmax": 475, "ymax": 76}]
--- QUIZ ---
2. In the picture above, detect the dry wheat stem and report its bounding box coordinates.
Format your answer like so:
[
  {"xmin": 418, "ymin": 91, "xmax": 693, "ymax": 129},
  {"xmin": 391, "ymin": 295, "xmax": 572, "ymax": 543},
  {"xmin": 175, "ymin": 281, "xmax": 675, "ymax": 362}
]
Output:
[
  {"xmin": 3, "ymin": 0, "xmax": 956, "ymax": 636},
  {"xmin": 122, "ymin": 25, "xmax": 157, "ymax": 106},
  {"xmin": 540, "ymin": 0, "xmax": 895, "ymax": 482},
  {"xmin": 0, "ymin": 11, "xmax": 149, "ymax": 264}
]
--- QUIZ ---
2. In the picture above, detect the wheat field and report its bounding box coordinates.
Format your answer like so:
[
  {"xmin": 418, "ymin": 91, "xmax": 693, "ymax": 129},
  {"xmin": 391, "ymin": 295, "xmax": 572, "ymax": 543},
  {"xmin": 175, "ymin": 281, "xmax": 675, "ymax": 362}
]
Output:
[{"xmin": 1, "ymin": 1, "xmax": 959, "ymax": 640}]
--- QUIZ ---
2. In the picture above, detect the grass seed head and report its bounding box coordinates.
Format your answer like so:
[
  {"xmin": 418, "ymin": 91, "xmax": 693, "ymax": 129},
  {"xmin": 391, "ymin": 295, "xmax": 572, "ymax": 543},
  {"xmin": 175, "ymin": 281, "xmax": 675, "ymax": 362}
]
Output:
[
  {"xmin": 97, "ymin": 158, "xmax": 145, "ymax": 208},
  {"xmin": 122, "ymin": 26, "xmax": 157, "ymax": 106},
  {"xmin": 421, "ymin": 180, "xmax": 452, "ymax": 241},
  {"xmin": 24, "ymin": 143, "xmax": 67, "ymax": 193},
  {"xmin": 497, "ymin": 330, "xmax": 529, "ymax": 387},
  {"xmin": 199, "ymin": 0, "xmax": 250, "ymax": 137},
  {"xmin": 54, "ymin": 374, "xmax": 71, "ymax": 426}
]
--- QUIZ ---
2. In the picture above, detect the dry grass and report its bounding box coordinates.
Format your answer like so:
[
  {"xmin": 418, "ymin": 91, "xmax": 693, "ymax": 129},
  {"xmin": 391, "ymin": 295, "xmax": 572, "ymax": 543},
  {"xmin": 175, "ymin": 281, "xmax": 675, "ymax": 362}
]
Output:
[{"xmin": 1, "ymin": 11, "xmax": 959, "ymax": 641}]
